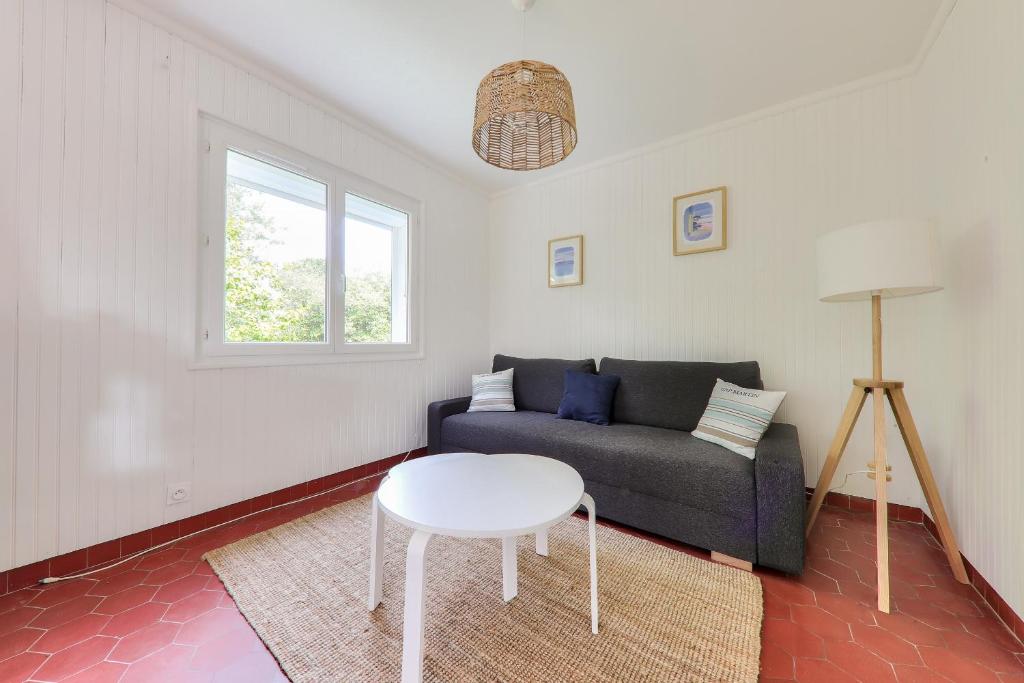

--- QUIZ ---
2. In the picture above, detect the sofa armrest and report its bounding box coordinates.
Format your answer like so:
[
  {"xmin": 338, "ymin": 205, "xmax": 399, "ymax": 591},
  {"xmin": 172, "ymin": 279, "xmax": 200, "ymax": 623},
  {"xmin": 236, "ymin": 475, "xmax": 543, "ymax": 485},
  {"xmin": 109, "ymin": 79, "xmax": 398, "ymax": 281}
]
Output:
[
  {"xmin": 427, "ymin": 396, "xmax": 471, "ymax": 454},
  {"xmin": 754, "ymin": 422, "xmax": 805, "ymax": 574}
]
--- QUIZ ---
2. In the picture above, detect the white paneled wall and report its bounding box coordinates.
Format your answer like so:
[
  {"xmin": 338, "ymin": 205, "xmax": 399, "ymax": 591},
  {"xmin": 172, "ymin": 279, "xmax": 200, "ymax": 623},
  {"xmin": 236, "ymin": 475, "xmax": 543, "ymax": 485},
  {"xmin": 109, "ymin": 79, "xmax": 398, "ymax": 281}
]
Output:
[
  {"xmin": 0, "ymin": 0, "xmax": 490, "ymax": 572},
  {"xmin": 908, "ymin": 0, "xmax": 1024, "ymax": 622},
  {"xmin": 490, "ymin": 0, "xmax": 1024, "ymax": 618},
  {"xmin": 490, "ymin": 78, "xmax": 923, "ymax": 507}
]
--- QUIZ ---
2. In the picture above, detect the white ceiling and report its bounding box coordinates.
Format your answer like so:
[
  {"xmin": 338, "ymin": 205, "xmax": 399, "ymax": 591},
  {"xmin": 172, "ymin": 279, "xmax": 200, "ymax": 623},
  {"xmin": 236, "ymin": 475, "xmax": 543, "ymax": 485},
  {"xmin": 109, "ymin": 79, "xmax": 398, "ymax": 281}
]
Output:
[{"xmin": 135, "ymin": 0, "xmax": 944, "ymax": 192}]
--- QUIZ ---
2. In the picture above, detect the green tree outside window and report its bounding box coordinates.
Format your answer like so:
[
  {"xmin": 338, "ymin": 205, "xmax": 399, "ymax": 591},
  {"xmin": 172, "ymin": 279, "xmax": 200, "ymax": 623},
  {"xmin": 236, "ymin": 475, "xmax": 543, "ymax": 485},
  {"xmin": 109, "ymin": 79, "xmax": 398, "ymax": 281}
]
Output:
[{"xmin": 224, "ymin": 185, "xmax": 392, "ymax": 344}]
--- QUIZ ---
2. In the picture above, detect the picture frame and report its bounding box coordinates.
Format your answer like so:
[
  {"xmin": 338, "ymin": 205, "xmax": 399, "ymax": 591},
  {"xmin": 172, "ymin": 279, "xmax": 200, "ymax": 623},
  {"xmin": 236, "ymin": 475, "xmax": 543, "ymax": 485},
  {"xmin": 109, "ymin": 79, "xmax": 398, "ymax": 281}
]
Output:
[
  {"xmin": 548, "ymin": 234, "xmax": 584, "ymax": 287},
  {"xmin": 673, "ymin": 186, "xmax": 727, "ymax": 256}
]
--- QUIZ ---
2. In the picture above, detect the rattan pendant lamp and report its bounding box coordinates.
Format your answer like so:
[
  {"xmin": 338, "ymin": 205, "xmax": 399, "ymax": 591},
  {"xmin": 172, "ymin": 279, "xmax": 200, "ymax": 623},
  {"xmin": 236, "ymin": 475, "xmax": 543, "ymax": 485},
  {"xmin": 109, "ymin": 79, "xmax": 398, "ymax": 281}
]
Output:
[{"xmin": 472, "ymin": 0, "xmax": 577, "ymax": 170}]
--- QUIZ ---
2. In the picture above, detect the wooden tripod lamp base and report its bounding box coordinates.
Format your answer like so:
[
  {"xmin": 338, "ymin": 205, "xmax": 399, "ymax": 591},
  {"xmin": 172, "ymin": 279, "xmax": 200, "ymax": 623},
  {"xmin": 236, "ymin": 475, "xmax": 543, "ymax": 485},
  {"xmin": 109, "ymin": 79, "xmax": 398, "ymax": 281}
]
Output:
[
  {"xmin": 806, "ymin": 294, "xmax": 968, "ymax": 614},
  {"xmin": 812, "ymin": 220, "xmax": 967, "ymax": 613}
]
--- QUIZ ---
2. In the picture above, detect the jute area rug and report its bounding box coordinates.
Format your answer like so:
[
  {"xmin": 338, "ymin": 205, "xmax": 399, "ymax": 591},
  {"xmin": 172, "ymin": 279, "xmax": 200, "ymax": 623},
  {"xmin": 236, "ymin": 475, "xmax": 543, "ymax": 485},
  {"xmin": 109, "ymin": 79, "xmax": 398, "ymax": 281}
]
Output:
[{"xmin": 204, "ymin": 495, "xmax": 762, "ymax": 682}]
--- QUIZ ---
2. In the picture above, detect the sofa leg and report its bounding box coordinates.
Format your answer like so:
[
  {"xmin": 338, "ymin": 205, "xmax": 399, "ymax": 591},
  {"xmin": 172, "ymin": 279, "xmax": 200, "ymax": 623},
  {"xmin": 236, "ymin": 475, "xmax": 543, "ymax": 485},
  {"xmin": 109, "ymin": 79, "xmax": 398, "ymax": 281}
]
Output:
[{"xmin": 711, "ymin": 551, "xmax": 752, "ymax": 572}]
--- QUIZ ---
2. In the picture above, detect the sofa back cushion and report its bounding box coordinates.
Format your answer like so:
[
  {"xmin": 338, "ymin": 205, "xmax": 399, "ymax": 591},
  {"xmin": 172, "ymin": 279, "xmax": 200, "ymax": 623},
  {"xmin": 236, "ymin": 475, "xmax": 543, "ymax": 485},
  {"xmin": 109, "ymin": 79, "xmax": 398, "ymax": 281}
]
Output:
[
  {"xmin": 598, "ymin": 358, "xmax": 763, "ymax": 431},
  {"xmin": 492, "ymin": 354, "xmax": 597, "ymax": 413}
]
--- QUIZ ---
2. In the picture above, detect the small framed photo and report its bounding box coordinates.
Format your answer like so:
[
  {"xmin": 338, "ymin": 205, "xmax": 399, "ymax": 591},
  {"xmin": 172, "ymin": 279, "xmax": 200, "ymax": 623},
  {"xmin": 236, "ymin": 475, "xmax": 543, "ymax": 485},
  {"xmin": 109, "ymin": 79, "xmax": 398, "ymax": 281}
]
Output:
[
  {"xmin": 673, "ymin": 186, "xmax": 727, "ymax": 256},
  {"xmin": 548, "ymin": 234, "xmax": 584, "ymax": 287}
]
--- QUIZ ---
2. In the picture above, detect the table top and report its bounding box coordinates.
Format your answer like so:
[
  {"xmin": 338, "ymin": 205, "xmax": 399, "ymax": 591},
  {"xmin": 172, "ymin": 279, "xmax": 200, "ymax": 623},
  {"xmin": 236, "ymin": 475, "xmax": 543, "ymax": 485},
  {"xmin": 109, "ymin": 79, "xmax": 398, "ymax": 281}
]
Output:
[{"xmin": 375, "ymin": 453, "xmax": 585, "ymax": 538}]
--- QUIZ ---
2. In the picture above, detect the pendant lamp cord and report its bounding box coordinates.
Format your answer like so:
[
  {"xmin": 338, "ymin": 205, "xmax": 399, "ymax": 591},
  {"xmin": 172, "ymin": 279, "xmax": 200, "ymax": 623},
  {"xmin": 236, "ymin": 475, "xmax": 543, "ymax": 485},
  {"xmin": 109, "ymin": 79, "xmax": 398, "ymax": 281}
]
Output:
[{"xmin": 521, "ymin": 9, "xmax": 526, "ymax": 58}]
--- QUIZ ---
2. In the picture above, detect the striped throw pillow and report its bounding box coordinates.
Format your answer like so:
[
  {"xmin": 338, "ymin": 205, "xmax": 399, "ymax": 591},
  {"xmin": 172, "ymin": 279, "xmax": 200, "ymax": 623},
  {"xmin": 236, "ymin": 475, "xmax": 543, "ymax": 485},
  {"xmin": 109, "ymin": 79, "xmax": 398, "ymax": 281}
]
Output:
[
  {"xmin": 467, "ymin": 368, "xmax": 516, "ymax": 412},
  {"xmin": 692, "ymin": 379, "xmax": 786, "ymax": 459}
]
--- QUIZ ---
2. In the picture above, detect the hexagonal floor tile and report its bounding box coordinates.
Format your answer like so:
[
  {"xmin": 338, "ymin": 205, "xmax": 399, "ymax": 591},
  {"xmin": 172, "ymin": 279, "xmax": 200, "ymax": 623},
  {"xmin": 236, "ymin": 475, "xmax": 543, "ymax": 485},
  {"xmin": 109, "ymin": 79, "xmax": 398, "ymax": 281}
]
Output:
[{"xmin": 1, "ymin": 492, "xmax": 1020, "ymax": 683}]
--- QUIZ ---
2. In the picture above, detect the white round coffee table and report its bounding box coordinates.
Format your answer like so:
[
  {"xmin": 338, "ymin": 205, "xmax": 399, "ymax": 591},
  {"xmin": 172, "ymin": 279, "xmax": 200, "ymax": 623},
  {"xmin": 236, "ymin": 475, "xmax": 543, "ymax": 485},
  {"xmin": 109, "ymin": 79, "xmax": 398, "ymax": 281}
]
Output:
[{"xmin": 367, "ymin": 452, "xmax": 598, "ymax": 683}]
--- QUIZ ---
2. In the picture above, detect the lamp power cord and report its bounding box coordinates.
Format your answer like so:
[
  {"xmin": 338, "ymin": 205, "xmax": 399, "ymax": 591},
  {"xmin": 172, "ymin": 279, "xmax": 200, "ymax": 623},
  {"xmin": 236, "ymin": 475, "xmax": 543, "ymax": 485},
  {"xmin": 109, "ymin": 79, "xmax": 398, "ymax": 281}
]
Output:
[{"xmin": 38, "ymin": 448, "xmax": 417, "ymax": 586}]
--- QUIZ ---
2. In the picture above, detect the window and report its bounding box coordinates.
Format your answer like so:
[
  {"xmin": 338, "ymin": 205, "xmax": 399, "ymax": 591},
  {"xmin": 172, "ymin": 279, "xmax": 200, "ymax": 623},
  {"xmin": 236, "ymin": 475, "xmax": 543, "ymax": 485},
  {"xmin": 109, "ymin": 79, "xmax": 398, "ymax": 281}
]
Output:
[
  {"xmin": 224, "ymin": 150, "xmax": 328, "ymax": 344},
  {"xmin": 344, "ymin": 194, "xmax": 409, "ymax": 344},
  {"xmin": 198, "ymin": 116, "xmax": 420, "ymax": 366}
]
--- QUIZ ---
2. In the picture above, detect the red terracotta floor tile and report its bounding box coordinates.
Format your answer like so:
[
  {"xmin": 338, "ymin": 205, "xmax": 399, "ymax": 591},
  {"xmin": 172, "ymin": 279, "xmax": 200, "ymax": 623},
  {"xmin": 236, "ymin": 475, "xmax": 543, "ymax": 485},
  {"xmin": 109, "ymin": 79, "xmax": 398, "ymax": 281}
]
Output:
[
  {"xmin": 919, "ymin": 646, "xmax": 1002, "ymax": 682},
  {"xmin": 0, "ymin": 651, "xmax": 47, "ymax": 682},
  {"xmin": 764, "ymin": 619, "xmax": 826, "ymax": 659},
  {"xmin": 895, "ymin": 597, "xmax": 966, "ymax": 631},
  {"xmin": 790, "ymin": 604, "xmax": 853, "ymax": 641},
  {"xmin": 192, "ymin": 562, "xmax": 214, "ymax": 577},
  {"xmin": 814, "ymin": 591, "xmax": 877, "ymax": 626},
  {"xmin": 894, "ymin": 664, "xmax": 955, "ymax": 682},
  {"xmin": 30, "ymin": 635, "xmax": 117, "ymax": 682},
  {"xmin": 838, "ymin": 581, "xmax": 886, "ymax": 609},
  {"xmin": 174, "ymin": 608, "xmax": 246, "ymax": 647},
  {"xmin": 163, "ymin": 590, "xmax": 222, "ymax": 623},
  {"xmin": 108, "ymin": 621, "xmax": 181, "ymax": 663},
  {"xmin": 762, "ymin": 574, "xmax": 816, "ymax": 606},
  {"xmin": 189, "ymin": 627, "xmax": 261, "ymax": 672},
  {"xmin": 86, "ymin": 569, "xmax": 148, "ymax": 597},
  {"xmin": 151, "ymin": 574, "xmax": 208, "ymax": 604},
  {"xmin": 2, "ymin": 492, "xmax": 1021, "ymax": 683},
  {"xmin": 850, "ymin": 622, "xmax": 923, "ymax": 666},
  {"xmin": 119, "ymin": 644, "xmax": 205, "ymax": 683},
  {"xmin": 203, "ymin": 575, "xmax": 228, "ymax": 595},
  {"xmin": 795, "ymin": 657, "xmax": 859, "ymax": 683},
  {"xmin": 27, "ymin": 595, "xmax": 102, "ymax": 630},
  {"xmin": 826, "ymin": 639, "xmax": 899, "ymax": 682},
  {"xmin": 141, "ymin": 561, "xmax": 197, "ymax": 588},
  {"xmin": 60, "ymin": 660, "xmax": 129, "ymax": 682},
  {"xmin": 942, "ymin": 630, "xmax": 1024, "ymax": 673},
  {"xmin": 0, "ymin": 627, "xmax": 43, "ymax": 661},
  {"xmin": 764, "ymin": 591, "xmax": 792, "ymax": 620},
  {"xmin": 918, "ymin": 588, "xmax": 986, "ymax": 618},
  {"xmin": 29, "ymin": 612, "xmax": 111, "ymax": 653},
  {"xmin": 797, "ymin": 568, "xmax": 842, "ymax": 594},
  {"xmin": 26, "ymin": 580, "xmax": 97, "ymax": 609},
  {"xmin": 759, "ymin": 642, "xmax": 795, "ymax": 680},
  {"xmin": 917, "ymin": 582, "xmax": 984, "ymax": 605},
  {"xmin": 205, "ymin": 646, "xmax": 280, "ymax": 682},
  {"xmin": 0, "ymin": 589, "xmax": 41, "ymax": 616},
  {"xmin": 100, "ymin": 601, "xmax": 169, "ymax": 638},
  {"xmin": 93, "ymin": 584, "xmax": 159, "ymax": 615},
  {"xmin": 132, "ymin": 548, "xmax": 187, "ymax": 572},
  {"xmin": 960, "ymin": 614, "xmax": 1024, "ymax": 653},
  {"xmin": 876, "ymin": 611, "xmax": 948, "ymax": 648},
  {"xmin": 0, "ymin": 606, "xmax": 45, "ymax": 636},
  {"xmin": 807, "ymin": 556, "xmax": 861, "ymax": 583}
]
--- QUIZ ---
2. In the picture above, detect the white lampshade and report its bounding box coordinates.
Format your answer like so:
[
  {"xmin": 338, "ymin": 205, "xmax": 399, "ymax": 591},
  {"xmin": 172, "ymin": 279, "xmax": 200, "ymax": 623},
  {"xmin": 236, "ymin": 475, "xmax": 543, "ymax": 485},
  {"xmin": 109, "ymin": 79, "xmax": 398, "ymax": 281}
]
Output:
[{"xmin": 816, "ymin": 219, "xmax": 943, "ymax": 303}]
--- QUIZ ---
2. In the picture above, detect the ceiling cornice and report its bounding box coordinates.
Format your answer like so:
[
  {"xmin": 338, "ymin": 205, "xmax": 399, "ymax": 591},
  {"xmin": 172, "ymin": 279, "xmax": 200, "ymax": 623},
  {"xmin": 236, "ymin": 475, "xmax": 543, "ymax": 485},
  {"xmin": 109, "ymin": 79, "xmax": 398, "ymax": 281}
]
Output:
[
  {"xmin": 108, "ymin": 0, "xmax": 957, "ymax": 201},
  {"xmin": 106, "ymin": 0, "xmax": 490, "ymax": 198},
  {"xmin": 490, "ymin": 0, "xmax": 959, "ymax": 200}
]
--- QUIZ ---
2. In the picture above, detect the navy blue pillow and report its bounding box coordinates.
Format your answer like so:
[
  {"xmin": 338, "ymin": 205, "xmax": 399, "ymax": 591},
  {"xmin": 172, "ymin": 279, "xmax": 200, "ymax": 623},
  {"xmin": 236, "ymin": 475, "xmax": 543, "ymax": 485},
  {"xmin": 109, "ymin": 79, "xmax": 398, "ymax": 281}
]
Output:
[{"xmin": 557, "ymin": 370, "xmax": 620, "ymax": 426}]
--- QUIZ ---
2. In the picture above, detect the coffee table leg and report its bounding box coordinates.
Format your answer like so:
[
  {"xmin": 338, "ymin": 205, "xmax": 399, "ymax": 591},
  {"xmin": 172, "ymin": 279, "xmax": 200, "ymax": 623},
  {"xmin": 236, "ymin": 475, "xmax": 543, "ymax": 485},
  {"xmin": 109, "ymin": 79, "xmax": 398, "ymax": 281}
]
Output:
[
  {"xmin": 368, "ymin": 492, "xmax": 384, "ymax": 611},
  {"xmin": 502, "ymin": 536, "xmax": 518, "ymax": 602},
  {"xmin": 402, "ymin": 529, "xmax": 432, "ymax": 683},
  {"xmin": 582, "ymin": 493, "xmax": 599, "ymax": 634},
  {"xmin": 535, "ymin": 529, "xmax": 549, "ymax": 557}
]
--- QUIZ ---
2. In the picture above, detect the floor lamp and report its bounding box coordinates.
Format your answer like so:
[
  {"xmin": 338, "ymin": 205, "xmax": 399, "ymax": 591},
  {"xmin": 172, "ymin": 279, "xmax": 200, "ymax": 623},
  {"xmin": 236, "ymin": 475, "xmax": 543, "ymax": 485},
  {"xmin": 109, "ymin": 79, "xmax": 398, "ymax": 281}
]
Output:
[{"xmin": 806, "ymin": 219, "xmax": 968, "ymax": 614}]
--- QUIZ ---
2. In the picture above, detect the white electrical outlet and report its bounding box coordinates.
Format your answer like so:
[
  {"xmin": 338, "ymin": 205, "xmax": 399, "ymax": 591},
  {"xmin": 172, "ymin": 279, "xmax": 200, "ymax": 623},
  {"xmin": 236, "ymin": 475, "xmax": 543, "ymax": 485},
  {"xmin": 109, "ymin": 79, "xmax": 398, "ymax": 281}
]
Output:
[{"xmin": 166, "ymin": 481, "xmax": 192, "ymax": 505}]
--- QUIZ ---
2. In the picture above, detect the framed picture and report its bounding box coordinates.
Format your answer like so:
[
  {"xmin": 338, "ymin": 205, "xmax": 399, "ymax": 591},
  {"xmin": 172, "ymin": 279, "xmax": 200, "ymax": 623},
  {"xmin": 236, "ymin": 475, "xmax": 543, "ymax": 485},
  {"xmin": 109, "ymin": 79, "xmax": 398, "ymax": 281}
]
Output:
[
  {"xmin": 548, "ymin": 234, "xmax": 584, "ymax": 287},
  {"xmin": 673, "ymin": 186, "xmax": 727, "ymax": 255}
]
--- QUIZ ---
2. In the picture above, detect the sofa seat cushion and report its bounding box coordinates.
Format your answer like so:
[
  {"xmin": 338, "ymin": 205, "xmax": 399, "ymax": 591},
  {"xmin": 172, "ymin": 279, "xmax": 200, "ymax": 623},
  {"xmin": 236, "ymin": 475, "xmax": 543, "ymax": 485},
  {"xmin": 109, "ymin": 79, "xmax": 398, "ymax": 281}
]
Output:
[{"xmin": 440, "ymin": 410, "xmax": 755, "ymax": 521}]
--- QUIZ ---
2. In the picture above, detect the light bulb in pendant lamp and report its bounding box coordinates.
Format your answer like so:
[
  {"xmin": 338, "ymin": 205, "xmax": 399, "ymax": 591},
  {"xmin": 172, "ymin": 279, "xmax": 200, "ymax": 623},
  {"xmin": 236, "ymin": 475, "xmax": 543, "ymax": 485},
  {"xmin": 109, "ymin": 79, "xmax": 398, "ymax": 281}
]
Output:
[{"xmin": 472, "ymin": 59, "xmax": 578, "ymax": 171}]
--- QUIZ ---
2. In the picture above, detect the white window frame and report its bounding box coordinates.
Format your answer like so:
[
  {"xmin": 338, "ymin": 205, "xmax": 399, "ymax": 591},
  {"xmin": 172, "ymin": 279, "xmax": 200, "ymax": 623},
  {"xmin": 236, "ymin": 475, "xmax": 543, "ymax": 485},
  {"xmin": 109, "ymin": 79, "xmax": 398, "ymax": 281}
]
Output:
[{"xmin": 194, "ymin": 115, "xmax": 423, "ymax": 368}]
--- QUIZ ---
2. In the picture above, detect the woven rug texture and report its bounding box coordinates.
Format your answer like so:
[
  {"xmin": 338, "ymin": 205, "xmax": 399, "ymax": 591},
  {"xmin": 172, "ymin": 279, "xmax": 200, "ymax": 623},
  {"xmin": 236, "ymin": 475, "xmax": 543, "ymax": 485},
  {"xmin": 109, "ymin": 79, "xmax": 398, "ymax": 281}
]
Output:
[{"xmin": 204, "ymin": 495, "xmax": 762, "ymax": 682}]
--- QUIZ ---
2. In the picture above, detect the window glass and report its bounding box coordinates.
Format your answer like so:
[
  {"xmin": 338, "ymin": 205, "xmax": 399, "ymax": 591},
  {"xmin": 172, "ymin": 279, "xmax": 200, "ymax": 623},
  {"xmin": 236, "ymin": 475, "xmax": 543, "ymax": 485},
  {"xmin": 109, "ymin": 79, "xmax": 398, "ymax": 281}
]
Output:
[
  {"xmin": 224, "ymin": 150, "xmax": 328, "ymax": 343},
  {"xmin": 344, "ymin": 193, "xmax": 409, "ymax": 344}
]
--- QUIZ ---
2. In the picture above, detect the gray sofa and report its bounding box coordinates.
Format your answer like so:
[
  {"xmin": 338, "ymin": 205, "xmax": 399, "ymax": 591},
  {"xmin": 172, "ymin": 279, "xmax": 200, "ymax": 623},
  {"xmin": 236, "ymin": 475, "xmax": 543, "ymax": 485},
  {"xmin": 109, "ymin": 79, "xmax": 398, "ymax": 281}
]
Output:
[{"xmin": 427, "ymin": 355, "xmax": 805, "ymax": 574}]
